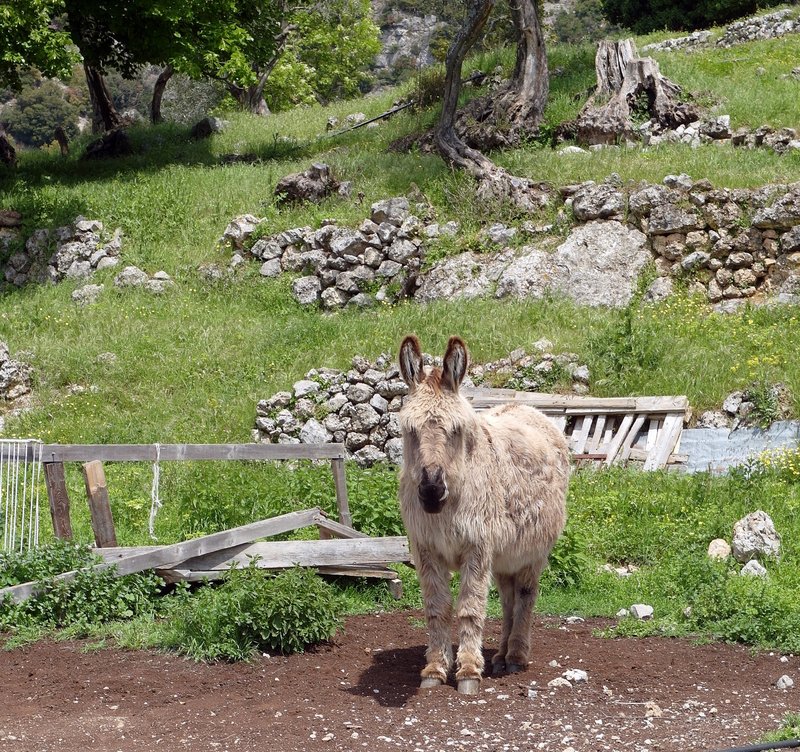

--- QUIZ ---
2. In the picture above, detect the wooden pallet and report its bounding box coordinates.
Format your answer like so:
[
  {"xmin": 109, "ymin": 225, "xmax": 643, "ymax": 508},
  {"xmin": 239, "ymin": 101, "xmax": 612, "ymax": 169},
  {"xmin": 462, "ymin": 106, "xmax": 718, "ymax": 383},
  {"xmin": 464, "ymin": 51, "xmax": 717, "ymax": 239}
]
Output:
[{"xmin": 462, "ymin": 388, "xmax": 689, "ymax": 470}]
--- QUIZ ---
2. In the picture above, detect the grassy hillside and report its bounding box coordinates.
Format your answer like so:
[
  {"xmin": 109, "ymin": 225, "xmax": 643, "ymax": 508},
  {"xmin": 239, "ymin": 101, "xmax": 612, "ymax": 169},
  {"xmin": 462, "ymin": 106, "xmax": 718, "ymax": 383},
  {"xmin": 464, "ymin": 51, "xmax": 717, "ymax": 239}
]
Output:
[{"xmin": 2, "ymin": 18, "xmax": 800, "ymax": 653}]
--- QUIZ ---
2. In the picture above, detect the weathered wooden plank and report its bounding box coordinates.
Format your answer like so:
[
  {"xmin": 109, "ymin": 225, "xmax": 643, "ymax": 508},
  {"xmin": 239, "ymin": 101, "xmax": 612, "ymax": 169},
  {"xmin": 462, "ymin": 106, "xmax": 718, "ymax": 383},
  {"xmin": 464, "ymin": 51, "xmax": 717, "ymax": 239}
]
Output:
[
  {"xmin": 617, "ymin": 413, "xmax": 648, "ymax": 464},
  {"xmin": 643, "ymin": 413, "xmax": 684, "ymax": 470},
  {"xmin": 156, "ymin": 564, "xmax": 402, "ymax": 586},
  {"xmin": 604, "ymin": 413, "xmax": 635, "ymax": 466},
  {"xmin": 83, "ymin": 461, "xmax": 117, "ymax": 548},
  {"xmin": 462, "ymin": 388, "xmax": 689, "ymax": 414},
  {"xmin": 175, "ymin": 537, "xmax": 411, "ymax": 571},
  {"xmin": 586, "ymin": 414, "xmax": 607, "ymax": 453},
  {"xmin": 37, "ymin": 443, "xmax": 347, "ymax": 463},
  {"xmin": 570, "ymin": 416, "xmax": 593, "ymax": 455},
  {"xmin": 331, "ymin": 457, "xmax": 352, "ymax": 528},
  {"xmin": 0, "ymin": 508, "xmax": 322, "ymax": 605},
  {"xmin": 44, "ymin": 462, "xmax": 73, "ymax": 540},
  {"xmin": 628, "ymin": 448, "xmax": 688, "ymax": 464},
  {"xmin": 314, "ymin": 514, "xmax": 369, "ymax": 539}
]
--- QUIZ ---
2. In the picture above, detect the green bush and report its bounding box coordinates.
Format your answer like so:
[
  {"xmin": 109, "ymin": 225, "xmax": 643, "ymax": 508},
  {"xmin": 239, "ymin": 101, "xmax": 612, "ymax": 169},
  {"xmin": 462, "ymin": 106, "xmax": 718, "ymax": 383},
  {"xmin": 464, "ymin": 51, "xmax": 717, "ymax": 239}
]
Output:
[
  {"xmin": 159, "ymin": 564, "xmax": 344, "ymax": 661},
  {"xmin": 0, "ymin": 541, "xmax": 164, "ymax": 635},
  {"xmin": 600, "ymin": 0, "xmax": 785, "ymax": 33},
  {"xmin": 3, "ymin": 79, "xmax": 81, "ymax": 148}
]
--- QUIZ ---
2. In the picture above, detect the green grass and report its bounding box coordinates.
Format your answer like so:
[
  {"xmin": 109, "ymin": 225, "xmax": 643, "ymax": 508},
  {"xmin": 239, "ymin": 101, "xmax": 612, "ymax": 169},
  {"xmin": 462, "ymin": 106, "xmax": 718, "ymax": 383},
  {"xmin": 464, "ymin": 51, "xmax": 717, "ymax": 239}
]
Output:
[{"xmin": 2, "ymin": 18, "xmax": 800, "ymax": 656}]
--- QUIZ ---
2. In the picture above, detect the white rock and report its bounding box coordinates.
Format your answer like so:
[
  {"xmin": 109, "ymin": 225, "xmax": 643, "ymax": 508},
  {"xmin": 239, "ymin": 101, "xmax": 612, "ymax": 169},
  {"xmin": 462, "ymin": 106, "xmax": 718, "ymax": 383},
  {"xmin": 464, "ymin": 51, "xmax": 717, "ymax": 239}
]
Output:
[
  {"xmin": 547, "ymin": 677, "xmax": 573, "ymax": 689},
  {"xmin": 299, "ymin": 419, "xmax": 332, "ymax": 445},
  {"xmin": 630, "ymin": 604, "xmax": 654, "ymax": 620},
  {"xmin": 616, "ymin": 608, "xmax": 630, "ymax": 618},
  {"xmin": 775, "ymin": 675, "xmax": 794, "ymax": 689},
  {"xmin": 740, "ymin": 560, "xmax": 768, "ymax": 577},
  {"xmin": 732, "ymin": 510, "xmax": 781, "ymax": 562},
  {"xmin": 293, "ymin": 379, "xmax": 320, "ymax": 398},
  {"xmin": 707, "ymin": 539, "xmax": 732, "ymax": 560},
  {"xmin": 563, "ymin": 669, "xmax": 588, "ymax": 683}
]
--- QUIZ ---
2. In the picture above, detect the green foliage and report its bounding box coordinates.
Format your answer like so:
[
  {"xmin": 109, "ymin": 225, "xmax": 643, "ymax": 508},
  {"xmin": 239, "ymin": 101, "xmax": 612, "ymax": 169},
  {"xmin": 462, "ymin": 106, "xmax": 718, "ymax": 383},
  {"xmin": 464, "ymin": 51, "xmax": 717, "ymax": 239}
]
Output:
[
  {"xmin": 159, "ymin": 564, "xmax": 343, "ymax": 660},
  {"xmin": 600, "ymin": 0, "xmax": 785, "ymax": 33},
  {"xmin": 262, "ymin": 1, "xmax": 379, "ymax": 111},
  {"xmin": 0, "ymin": 541, "xmax": 164, "ymax": 636},
  {"xmin": 746, "ymin": 379, "xmax": 782, "ymax": 428},
  {"xmin": 0, "ymin": 0, "xmax": 78, "ymax": 90},
  {"xmin": 761, "ymin": 713, "xmax": 800, "ymax": 745},
  {"xmin": 543, "ymin": 525, "xmax": 592, "ymax": 589},
  {"xmin": 3, "ymin": 78, "xmax": 81, "ymax": 148},
  {"xmin": 347, "ymin": 465, "xmax": 403, "ymax": 537},
  {"xmin": 552, "ymin": 0, "xmax": 621, "ymax": 44}
]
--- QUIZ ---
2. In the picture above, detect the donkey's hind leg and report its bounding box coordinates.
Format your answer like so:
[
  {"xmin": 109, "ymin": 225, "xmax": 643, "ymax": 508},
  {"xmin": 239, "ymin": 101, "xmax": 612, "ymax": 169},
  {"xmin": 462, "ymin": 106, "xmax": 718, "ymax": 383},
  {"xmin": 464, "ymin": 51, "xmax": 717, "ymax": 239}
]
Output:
[
  {"xmin": 417, "ymin": 550, "xmax": 453, "ymax": 687},
  {"xmin": 504, "ymin": 561, "xmax": 545, "ymax": 673},
  {"xmin": 491, "ymin": 573, "xmax": 515, "ymax": 676}
]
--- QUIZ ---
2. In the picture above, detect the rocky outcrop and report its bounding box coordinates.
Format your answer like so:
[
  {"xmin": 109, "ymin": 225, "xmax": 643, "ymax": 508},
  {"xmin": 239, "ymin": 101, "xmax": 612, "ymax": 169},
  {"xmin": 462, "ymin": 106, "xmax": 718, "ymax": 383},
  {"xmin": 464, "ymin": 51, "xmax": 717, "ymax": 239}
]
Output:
[
  {"xmin": 254, "ymin": 344, "xmax": 590, "ymax": 466},
  {"xmin": 2, "ymin": 217, "xmax": 123, "ymax": 288}
]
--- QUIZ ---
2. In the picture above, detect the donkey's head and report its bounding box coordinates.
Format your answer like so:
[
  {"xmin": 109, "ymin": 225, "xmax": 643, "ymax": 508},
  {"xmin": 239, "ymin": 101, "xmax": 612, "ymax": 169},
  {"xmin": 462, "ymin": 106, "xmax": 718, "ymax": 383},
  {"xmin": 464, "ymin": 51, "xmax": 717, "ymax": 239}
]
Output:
[{"xmin": 398, "ymin": 334, "xmax": 472, "ymax": 514}]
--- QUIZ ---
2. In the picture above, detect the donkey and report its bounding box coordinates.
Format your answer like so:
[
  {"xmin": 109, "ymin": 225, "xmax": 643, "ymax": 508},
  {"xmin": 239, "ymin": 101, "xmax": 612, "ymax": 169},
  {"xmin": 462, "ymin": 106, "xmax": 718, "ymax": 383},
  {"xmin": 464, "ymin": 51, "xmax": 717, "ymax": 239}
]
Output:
[{"xmin": 398, "ymin": 334, "xmax": 570, "ymax": 695}]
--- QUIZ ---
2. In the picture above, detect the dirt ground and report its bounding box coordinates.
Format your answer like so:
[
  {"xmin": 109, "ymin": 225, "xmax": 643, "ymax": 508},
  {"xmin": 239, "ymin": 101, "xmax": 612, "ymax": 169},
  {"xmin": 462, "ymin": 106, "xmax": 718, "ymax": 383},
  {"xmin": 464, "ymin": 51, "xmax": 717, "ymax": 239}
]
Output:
[{"xmin": 1, "ymin": 612, "xmax": 797, "ymax": 752}]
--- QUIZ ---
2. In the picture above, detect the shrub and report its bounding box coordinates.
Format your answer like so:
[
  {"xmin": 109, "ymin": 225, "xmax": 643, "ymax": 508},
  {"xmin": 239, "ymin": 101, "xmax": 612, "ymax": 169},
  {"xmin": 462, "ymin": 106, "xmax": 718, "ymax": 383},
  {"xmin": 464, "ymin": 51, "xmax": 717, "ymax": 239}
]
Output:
[
  {"xmin": 0, "ymin": 541, "xmax": 164, "ymax": 635},
  {"xmin": 3, "ymin": 79, "xmax": 81, "ymax": 148},
  {"xmin": 160, "ymin": 564, "xmax": 344, "ymax": 661}
]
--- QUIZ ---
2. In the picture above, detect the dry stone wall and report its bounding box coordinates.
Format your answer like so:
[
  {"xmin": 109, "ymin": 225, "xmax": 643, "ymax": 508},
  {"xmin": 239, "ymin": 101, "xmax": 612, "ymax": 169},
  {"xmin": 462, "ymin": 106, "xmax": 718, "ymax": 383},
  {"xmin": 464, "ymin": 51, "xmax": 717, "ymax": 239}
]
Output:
[
  {"xmin": 2, "ymin": 218, "xmax": 122, "ymax": 288},
  {"xmin": 253, "ymin": 343, "xmax": 590, "ymax": 466},
  {"xmin": 222, "ymin": 174, "xmax": 800, "ymax": 312}
]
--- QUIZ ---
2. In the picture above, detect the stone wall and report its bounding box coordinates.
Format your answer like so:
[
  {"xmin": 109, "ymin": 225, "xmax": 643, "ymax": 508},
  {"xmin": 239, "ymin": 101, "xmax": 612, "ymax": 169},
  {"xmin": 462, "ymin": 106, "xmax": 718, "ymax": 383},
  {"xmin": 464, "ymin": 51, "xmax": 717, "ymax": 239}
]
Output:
[
  {"xmin": 642, "ymin": 9, "xmax": 800, "ymax": 53},
  {"xmin": 2, "ymin": 218, "xmax": 122, "ymax": 288},
  {"xmin": 253, "ymin": 343, "xmax": 590, "ymax": 466},
  {"xmin": 222, "ymin": 175, "xmax": 800, "ymax": 313}
]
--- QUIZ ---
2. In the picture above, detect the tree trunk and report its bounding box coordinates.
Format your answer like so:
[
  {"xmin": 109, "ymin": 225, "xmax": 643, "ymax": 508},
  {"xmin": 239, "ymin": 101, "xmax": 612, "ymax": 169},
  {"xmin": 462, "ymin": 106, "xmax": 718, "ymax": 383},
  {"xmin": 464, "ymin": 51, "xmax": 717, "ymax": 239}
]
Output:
[
  {"xmin": 227, "ymin": 79, "xmax": 271, "ymax": 117},
  {"xmin": 150, "ymin": 64, "xmax": 174, "ymax": 124},
  {"xmin": 434, "ymin": 0, "xmax": 496, "ymax": 176},
  {"xmin": 0, "ymin": 126, "xmax": 16, "ymax": 169},
  {"xmin": 572, "ymin": 39, "xmax": 700, "ymax": 145},
  {"xmin": 84, "ymin": 64, "xmax": 122, "ymax": 133},
  {"xmin": 502, "ymin": 0, "xmax": 549, "ymax": 132},
  {"xmin": 54, "ymin": 125, "xmax": 69, "ymax": 156}
]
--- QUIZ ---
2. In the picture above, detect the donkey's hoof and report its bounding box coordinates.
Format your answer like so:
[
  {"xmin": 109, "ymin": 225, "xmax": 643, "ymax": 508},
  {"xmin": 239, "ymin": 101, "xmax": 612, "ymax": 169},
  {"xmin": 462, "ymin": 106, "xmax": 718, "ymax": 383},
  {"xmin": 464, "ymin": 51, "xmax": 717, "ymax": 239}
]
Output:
[
  {"xmin": 457, "ymin": 678, "xmax": 480, "ymax": 695},
  {"xmin": 506, "ymin": 662, "xmax": 525, "ymax": 674},
  {"xmin": 491, "ymin": 662, "xmax": 506, "ymax": 676},
  {"xmin": 420, "ymin": 677, "xmax": 443, "ymax": 689}
]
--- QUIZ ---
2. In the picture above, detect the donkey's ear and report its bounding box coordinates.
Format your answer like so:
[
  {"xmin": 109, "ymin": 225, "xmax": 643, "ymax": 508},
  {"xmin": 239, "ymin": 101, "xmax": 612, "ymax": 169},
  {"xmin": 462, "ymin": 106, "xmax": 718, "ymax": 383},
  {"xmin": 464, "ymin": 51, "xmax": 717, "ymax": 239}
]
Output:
[
  {"xmin": 442, "ymin": 336, "xmax": 468, "ymax": 392},
  {"xmin": 399, "ymin": 335, "xmax": 424, "ymax": 387}
]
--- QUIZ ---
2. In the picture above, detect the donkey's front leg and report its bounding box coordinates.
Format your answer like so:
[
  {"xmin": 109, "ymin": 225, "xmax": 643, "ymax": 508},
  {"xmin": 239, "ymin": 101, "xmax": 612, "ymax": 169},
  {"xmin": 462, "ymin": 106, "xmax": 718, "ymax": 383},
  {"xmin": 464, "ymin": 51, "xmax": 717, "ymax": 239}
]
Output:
[
  {"xmin": 454, "ymin": 553, "xmax": 491, "ymax": 695},
  {"xmin": 417, "ymin": 549, "xmax": 454, "ymax": 687}
]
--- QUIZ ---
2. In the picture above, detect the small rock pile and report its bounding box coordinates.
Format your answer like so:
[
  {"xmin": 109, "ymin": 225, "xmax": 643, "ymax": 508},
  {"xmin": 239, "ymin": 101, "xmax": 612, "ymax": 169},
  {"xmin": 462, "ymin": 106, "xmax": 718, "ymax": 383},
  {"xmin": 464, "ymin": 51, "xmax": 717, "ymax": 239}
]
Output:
[
  {"xmin": 3, "ymin": 217, "xmax": 123, "ymax": 288},
  {"xmin": 707, "ymin": 510, "xmax": 781, "ymax": 578},
  {"xmin": 642, "ymin": 30, "xmax": 711, "ymax": 53},
  {"xmin": 71, "ymin": 266, "xmax": 175, "ymax": 305},
  {"xmin": 253, "ymin": 346, "xmax": 591, "ymax": 466},
  {"xmin": 696, "ymin": 383, "xmax": 793, "ymax": 428},
  {"xmin": 222, "ymin": 196, "xmax": 437, "ymax": 309},
  {"xmin": 0, "ymin": 341, "xmax": 32, "ymax": 410}
]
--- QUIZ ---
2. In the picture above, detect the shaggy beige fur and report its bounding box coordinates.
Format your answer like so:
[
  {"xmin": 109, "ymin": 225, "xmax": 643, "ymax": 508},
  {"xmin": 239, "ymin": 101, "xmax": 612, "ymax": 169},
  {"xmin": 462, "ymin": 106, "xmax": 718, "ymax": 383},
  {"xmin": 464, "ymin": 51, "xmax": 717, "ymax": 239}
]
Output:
[{"xmin": 398, "ymin": 335, "xmax": 570, "ymax": 694}]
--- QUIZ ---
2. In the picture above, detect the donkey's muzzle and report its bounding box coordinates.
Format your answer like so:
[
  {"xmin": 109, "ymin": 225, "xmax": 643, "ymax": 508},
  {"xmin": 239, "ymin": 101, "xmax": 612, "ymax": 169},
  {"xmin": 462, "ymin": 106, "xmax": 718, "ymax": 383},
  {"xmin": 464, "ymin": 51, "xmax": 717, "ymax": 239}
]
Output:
[{"xmin": 418, "ymin": 466, "xmax": 448, "ymax": 514}]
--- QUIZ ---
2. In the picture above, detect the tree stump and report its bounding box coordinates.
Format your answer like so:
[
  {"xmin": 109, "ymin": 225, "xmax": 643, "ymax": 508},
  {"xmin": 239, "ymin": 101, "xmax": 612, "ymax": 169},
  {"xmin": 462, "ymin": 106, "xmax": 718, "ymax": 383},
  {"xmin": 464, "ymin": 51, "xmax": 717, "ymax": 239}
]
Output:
[{"xmin": 570, "ymin": 39, "xmax": 699, "ymax": 145}]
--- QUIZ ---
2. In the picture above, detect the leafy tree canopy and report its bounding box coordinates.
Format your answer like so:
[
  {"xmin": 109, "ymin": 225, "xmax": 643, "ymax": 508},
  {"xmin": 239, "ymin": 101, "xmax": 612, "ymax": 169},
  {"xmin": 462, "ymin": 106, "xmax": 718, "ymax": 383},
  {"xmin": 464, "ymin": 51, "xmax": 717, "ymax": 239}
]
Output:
[{"xmin": 0, "ymin": 0, "xmax": 78, "ymax": 90}]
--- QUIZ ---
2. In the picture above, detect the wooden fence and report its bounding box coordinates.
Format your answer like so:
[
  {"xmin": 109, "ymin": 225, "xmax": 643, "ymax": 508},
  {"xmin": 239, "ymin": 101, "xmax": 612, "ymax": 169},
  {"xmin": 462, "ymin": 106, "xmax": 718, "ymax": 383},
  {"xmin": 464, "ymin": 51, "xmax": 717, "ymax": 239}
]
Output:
[{"xmin": 0, "ymin": 443, "xmax": 409, "ymax": 605}]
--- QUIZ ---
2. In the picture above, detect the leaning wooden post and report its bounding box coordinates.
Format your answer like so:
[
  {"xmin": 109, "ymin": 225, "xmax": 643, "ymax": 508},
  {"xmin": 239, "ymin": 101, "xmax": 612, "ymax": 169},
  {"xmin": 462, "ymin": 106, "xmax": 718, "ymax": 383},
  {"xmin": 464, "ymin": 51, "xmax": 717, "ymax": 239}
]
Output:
[
  {"xmin": 82, "ymin": 460, "xmax": 118, "ymax": 547},
  {"xmin": 44, "ymin": 462, "xmax": 73, "ymax": 540},
  {"xmin": 330, "ymin": 457, "xmax": 353, "ymax": 529}
]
